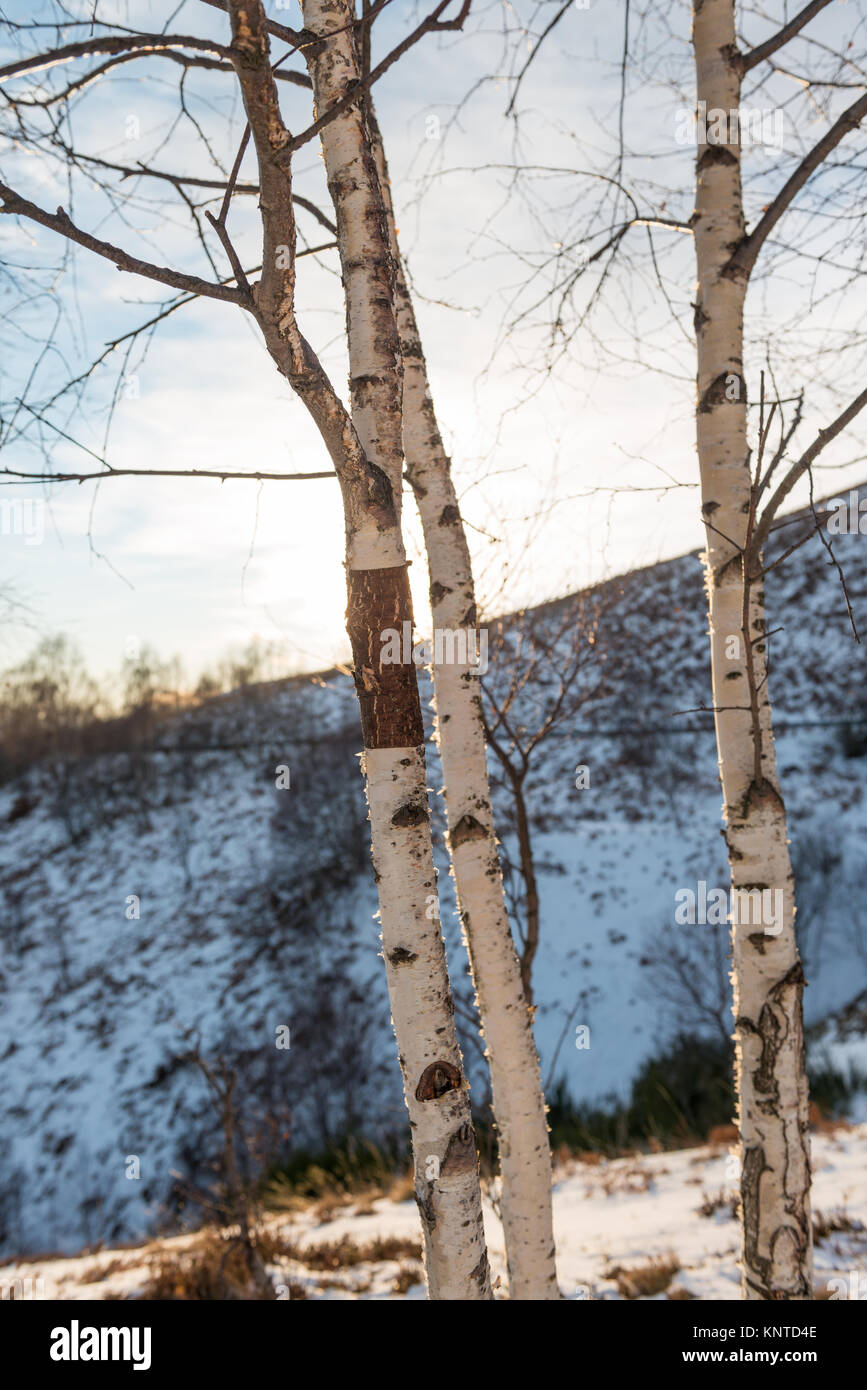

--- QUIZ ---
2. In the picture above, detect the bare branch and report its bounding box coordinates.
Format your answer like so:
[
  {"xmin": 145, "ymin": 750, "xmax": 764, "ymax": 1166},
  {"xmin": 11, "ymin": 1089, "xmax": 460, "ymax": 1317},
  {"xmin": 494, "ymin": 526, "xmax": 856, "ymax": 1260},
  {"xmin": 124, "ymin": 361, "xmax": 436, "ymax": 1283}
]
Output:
[
  {"xmin": 505, "ymin": 0, "xmax": 576, "ymax": 117},
  {"xmin": 0, "ymin": 33, "xmax": 235, "ymax": 82},
  {"xmin": 216, "ymin": 125, "xmax": 251, "ymax": 225},
  {"xmin": 750, "ymin": 385, "xmax": 867, "ymax": 558},
  {"xmin": 42, "ymin": 147, "xmax": 338, "ymax": 235},
  {"xmin": 742, "ymin": 0, "xmax": 835, "ymax": 74},
  {"xmin": 0, "ymin": 181, "xmax": 252, "ymax": 308},
  {"xmin": 0, "ymin": 465, "xmax": 334, "ymax": 484},
  {"xmin": 204, "ymin": 209, "xmax": 251, "ymax": 293},
  {"xmin": 4, "ymin": 48, "xmax": 312, "ymax": 105},
  {"xmin": 3, "ymin": 398, "xmax": 334, "ymax": 481},
  {"xmin": 728, "ymin": 89, "xmax": 867, "ymax": 279}
]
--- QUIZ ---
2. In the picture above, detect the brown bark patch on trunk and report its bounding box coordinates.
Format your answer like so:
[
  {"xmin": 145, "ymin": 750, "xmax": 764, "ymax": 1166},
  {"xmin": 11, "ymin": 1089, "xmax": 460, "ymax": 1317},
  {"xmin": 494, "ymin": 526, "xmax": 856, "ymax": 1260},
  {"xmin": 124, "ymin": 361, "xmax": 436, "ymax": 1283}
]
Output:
[
  {"xmin": 450, "ymin": 813, "xmax": 488, "ymax": 849},
  {"xmin": 388, "ymin": 946, "xmax": 418, "ymax": 966},
  {"xmin": 699, "ymin": 372, "xmax": 746, "ymax": 413},
  {"xmin": 441, "ymin": 1123, "xmax": 477, "ymax": 1177},
  {"xmin": 470, "ymin": 1252, "xmax": 491, "ymax": 1293},
  {"xmin": 414, "ymin": 1182, "xmax": 437, "ymax": 1232},
  {"xmin": 697, "ymin": 145, "xmax": 739, "ymax": 170},
  {"xmin": 734, "ymin": 777, "xmax": 786, "ymax": 822},
  {"xmin": 415, "ymin": 1061, "xmax": 462, "ymax": 1101},
  {"xmin": 346, "ymin": 565, "xmax": 425, "ymax": 748},
  {"xmin": 742, "ymin": 1143, "xmax": 773, "ymax": 1286}
]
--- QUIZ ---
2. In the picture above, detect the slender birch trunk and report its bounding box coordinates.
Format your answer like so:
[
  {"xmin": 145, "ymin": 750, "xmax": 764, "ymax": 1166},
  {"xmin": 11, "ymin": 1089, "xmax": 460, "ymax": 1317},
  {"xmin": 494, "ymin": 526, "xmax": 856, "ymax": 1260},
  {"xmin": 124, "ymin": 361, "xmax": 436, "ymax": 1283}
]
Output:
[
  {"xmin": 692, "ymin": 0, "xmax": 812, "ymax": 1299},
  {"xmin": 227, "ymin": 0, "xmax": 491, "ymax": 1299},
  {"xmin": 363, "ymin": 104, "xmax": 559, "ymax": 1299}
]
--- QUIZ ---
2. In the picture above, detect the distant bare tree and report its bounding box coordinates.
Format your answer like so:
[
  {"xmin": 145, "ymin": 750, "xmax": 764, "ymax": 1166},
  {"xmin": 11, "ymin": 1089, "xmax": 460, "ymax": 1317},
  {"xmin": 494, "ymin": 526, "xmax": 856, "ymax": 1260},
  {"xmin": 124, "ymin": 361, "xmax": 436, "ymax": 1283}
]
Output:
[
  {"xmin": 182, "ymin": 1046, "xmax": 275, "ymax": 1300},
  {"xmin": 481, "ymin": 590, "xmax": 616, "ymax": 1004}
]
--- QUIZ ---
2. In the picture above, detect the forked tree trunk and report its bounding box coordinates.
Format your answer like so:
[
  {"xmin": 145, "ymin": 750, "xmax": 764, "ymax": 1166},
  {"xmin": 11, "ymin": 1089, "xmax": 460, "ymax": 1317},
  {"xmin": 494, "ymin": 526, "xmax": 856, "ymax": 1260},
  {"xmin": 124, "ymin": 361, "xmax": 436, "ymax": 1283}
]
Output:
[
  {"xmin": 300, "ymin": 0, "xmax": 493, "ymax": 1299},
  {"xmin": 365, "ymin": 107, "xmax": 559, "ymax": 1299},
  {"xmin": 692, "ymin": 0, "xmax": 812, "ymax": 1299},
  {"xmin": 228, "ymin": 0, "xmax": 491, "ymax": 1300}
]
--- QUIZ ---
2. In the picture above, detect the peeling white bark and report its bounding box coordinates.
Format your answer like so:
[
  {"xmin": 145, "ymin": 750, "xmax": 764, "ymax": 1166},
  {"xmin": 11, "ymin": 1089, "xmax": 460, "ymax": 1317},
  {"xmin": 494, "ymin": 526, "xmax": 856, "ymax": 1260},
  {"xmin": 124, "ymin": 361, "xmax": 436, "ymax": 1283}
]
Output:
[
  {"xmin": 367, "ymin": 113, "xmax": 559, "ymax": 1299},
  {"xmin": 692, "ymin": 0, "xmax": 812, "ymax": 1300},
  {"xmin": 300, "ymin": 0, "xmax": 404, "ymax": 509},
  {"xmin": 299, "ymin": 0, "xmax": 492, "ymax": 1299},
  {"xmin": 366, "ymin": 745, "xmax": 492, "ymax": 1300}
]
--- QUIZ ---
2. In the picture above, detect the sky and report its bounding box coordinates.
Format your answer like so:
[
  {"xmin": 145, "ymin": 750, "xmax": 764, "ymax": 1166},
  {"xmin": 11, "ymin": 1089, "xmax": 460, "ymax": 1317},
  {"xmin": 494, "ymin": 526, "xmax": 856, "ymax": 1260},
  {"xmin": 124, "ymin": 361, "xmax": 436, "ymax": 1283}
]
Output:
[{"xmin": 1, "ymin": 0, "xmax": 866, "ymax": 687}]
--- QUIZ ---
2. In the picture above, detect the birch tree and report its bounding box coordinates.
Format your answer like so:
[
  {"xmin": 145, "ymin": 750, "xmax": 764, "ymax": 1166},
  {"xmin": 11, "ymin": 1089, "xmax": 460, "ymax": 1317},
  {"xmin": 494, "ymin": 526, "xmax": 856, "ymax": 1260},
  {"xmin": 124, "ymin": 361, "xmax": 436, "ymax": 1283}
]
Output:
[
  {"xmin": 688, "ymin": 0, "xmax": 867, "ymax": 1301},
  {"xmin": 362, "ymin": 97, "xmax": 559, "ymax": 1296},
  {"xmin": 689, "ymin": 0, "xmax": 812, "ymax": 1303},
  {"xmin": 0, "ymin": 0, "xmax": 492, "ymax": 1300},
  {"xmin": 294, "ymin": 0, "xmax": 490, "ymax": 1297},
  {"xmin": 448, "ymin": 0, "xmax": 867, "ymax": 1299}
]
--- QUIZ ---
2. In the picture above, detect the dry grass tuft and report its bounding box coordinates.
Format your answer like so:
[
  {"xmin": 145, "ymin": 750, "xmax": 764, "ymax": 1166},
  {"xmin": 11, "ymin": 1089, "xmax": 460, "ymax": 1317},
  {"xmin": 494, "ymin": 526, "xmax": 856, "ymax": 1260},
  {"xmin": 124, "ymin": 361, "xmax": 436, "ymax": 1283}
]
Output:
[
  {"xmin": 78, "ymin": 1257, "xmax": 132, "ymax": 1284},
  {"xmin": 598, "ymin": 1162, "xmax": 653, "ymax": 1196},
  {"xmin": 812, "ymin": 1209, "xmax": 864, "ymax": 1244},
  {"xmin": 138, "ymin": 1230, "xmax": 275, "ymax": 1301},
  {"xmin": 258, "ymin": 1231, "xmax": 422, "ymax": 1271},
  {"xmin": 696, "ymin": 1188, "xmax": 739, "ymax": 1220},
  {"xmin": 606, "ymin": 1254, "xmax": 681, "ymax": 1299},
  {"xmin": 391, "ymin": 1264, "xmax": 424, "ymax": 1295}
]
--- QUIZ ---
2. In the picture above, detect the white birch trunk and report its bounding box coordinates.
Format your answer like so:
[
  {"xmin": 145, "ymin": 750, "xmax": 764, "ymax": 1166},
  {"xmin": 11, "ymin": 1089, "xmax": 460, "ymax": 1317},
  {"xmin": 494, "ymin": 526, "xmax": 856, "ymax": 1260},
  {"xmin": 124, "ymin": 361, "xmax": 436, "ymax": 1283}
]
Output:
[
  {"xmin": 692, "ymin": 0, "xmax": 812, "ymax": 1300},
  {"xmin": 229, "ymin": 0, "xmax": 491, "ymax": 1299},
  {"xmin": 300, "ymin": 0, "xmax": 492, "ymax": 1299},
  {"xmin": 367, "ymin": 111, "xmax": 559, "ymax": 1299}
]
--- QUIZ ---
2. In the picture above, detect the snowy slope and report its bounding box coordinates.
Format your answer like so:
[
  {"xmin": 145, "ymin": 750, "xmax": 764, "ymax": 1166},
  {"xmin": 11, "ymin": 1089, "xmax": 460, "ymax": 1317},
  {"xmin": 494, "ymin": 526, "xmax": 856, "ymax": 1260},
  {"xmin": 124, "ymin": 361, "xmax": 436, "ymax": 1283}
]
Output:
[{"xmin": 2, "ymin": 493, "xmax": 866, "ymax": 1256}]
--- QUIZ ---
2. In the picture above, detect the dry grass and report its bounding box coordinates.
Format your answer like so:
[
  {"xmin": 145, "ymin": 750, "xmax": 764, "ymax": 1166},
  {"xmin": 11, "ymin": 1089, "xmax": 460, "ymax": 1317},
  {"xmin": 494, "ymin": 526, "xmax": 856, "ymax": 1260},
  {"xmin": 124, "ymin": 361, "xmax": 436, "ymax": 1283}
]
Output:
[
  {"xmin": 138, "ymin": 1231, "xmax": 275, "ymax": 1301},
  {"xmin": 122, "ymin": 1219, "xmax": 424, "ymax": 1301},
  {"xmin": 258, "ymin": 1230, "xmax": 422, "ymax": 1271},
  {"xmin": 696, "ymin": 1188, "xmax": 739, "ymax": 1220},
  {"xmin": 278, "ymin": 1280, "xmax": 310, "ymax": 1299},
  {"xmin": 606, "ymin": 1254, "xmax": 681, "ymax": 1299},
  {"xmin": 264, "ymin": 1150, "xmax": 414, "ymax": 1218},
  {"xmin": 78, "ymin": 1257, "xmax": 132, "ymax": 1284},
  {"xmin": 809, "ymin": 1103, "xmax": 849, "ymax": 1135},
  {"xmin": 812, "ymin": 1210, "xmax": 864, "ymax": 1244},
  {"xmin": 707, "ymin": 1124, "xmax": 738, "ymax": 1146},
  {"xmin": 598, "ymin": 1162, "xmax": 654, "ymax": 1196},
  {"xmin": 312, "ymin": 1273, "xmax": 373, "ymax": 1294},
  {"xmin": 391, "ymin": 1264, "xmax": 423, "ymax": 1295}
]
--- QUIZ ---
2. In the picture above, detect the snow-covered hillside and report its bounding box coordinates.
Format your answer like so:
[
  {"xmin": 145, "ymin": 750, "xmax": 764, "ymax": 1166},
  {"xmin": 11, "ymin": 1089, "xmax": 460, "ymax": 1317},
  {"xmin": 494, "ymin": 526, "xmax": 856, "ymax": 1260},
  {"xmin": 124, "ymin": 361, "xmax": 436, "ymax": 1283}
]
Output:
[{"xmin": 2, "ymin": 493, "xmax": 866, "ymax": 1257}]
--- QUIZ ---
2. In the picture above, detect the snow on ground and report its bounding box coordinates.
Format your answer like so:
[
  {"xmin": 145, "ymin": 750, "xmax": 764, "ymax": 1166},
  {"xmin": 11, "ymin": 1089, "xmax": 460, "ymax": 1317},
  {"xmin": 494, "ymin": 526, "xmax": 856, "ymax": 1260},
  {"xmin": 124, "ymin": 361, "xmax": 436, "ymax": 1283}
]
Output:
[{"xmin": 4, "ymin": 1124, "xmax": 865, "ymax": 1301}]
